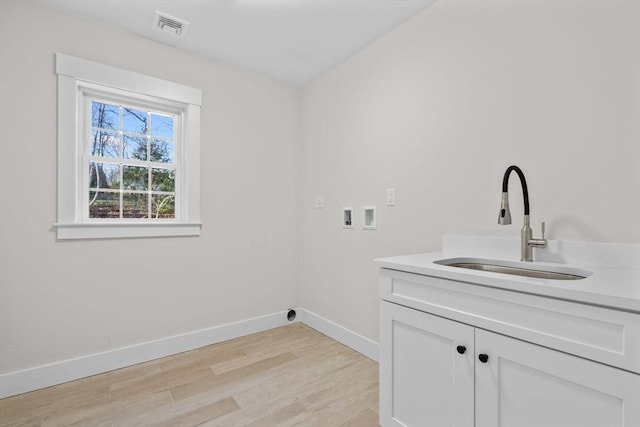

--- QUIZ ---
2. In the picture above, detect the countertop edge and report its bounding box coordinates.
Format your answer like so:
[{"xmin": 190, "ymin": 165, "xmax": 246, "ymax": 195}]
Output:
[{"xmin": 373, "ymin": 252, "xmax": 640, "ymax": 314}]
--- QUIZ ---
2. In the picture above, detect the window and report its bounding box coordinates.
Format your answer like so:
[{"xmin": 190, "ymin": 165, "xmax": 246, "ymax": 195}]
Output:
[
  {"xmin": 87, "ymin": 98, "xmax": 177, "ymax": 220},
  {"xmin": 55, "ymin": 53, "xmax": 202, "ymax": 239}
]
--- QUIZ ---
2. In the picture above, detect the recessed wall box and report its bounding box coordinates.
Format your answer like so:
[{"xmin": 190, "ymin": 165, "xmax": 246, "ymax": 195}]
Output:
[
  {"xmin": 363, "ymin": 206, "xmax": 376, "ymax": 230},
  {"xmin": 343, "ymin": 207, "xmax": 354, "ymax": 228}
]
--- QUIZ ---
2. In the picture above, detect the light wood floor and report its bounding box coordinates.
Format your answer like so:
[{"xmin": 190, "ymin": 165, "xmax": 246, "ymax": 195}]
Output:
[{"xmin": 0, "ymin": 323, "xmax": 379, "ymax": 427}]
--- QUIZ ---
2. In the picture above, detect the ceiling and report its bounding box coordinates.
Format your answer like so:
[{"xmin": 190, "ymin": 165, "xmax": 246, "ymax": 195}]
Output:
[{"xmin": 39, "ymin": 0, "xmax": 438, "ymax": 86}]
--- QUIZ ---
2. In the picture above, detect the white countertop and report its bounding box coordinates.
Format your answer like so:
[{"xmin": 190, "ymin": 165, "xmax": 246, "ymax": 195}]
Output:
[{"xmin": 374, "ymin": 236, "xmax": 640, "ymax": 313}]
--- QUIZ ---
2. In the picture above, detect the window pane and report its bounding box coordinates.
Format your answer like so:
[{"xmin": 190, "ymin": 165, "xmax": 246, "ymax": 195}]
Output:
[
  {"xmin": 150, "ymin": 113, "xmax": 173, "ymax": 139},
  {"xmin": 123, "ymin": 193, "xmax": 148, "ymax": 218},
  {"xmin": 89, "ymin": 162, "xmax": 120, "ymax": 189},
  {"xmin": 92, "ymin": 102, "xmax": 119, "ymax": 130},
  {"xmin": 151, "ymin": 168, "xmax": 175, "ymax": 192},
  {"xmin": 123, "ymin": 165, "xmax": 148, "ymax": 190},
  {"xmin": 90, "ymin": 130, "xmax": 119, "ymax": 158},
  {"xmin": 89, "ymin": 191, "xmax": 120, "ymax": 218},
  {"xmin": 152, "ymin": 194, "xmax": 175, "ymax": 219},
  {"xmin": 123, "ymin": 135, "xmax": 147, "ymax": 161},
  {"xmin": 123, "ymin": 108, "xmax": 147, "ymax": 134},
  {"xmin": 150, "ymin": 139, "xmax": 174, "ymax": 163},
  {"xmin": 84, "ymin": 97, "xmax": 183, "ymax": 224}
]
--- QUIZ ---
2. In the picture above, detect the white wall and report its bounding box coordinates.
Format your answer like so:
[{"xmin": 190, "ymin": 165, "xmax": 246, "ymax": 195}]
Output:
[
  {"xmin": 299, "ymin": 0, "xmax": 640, "ymax": 342},
  {"xmin": 0, "ymin": 2, "xmax": 300, "ymax": 375},
  {"xmin": 1, "ymin": 0, "xmax": 639, "ymax": 387}
]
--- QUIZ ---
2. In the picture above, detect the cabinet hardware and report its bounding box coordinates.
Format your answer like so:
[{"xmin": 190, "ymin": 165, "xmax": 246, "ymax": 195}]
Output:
[
  {"xmin": 456, "ymin": 345, "xmax": 467, "ymax": 354},
  {"xmin": 478, "ymin": 353, "xmax": 489, "ymax": 363}
]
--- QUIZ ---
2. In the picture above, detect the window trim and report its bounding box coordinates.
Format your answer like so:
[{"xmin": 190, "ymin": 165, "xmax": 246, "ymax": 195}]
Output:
[{"xmin": 55, "ymin": 53, "xmax": 202, "ymax": 239}]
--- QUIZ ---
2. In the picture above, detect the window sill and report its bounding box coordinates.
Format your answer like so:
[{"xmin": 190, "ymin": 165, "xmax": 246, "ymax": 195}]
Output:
[{"xmin": 54, "ymin": 222, "xmax": 202, "ymax": 240}]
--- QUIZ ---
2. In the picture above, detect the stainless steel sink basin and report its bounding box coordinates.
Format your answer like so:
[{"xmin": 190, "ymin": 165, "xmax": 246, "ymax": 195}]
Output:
[{"xmin": 434, "ymin": 258, "xmax": 590, "ymax": 280}]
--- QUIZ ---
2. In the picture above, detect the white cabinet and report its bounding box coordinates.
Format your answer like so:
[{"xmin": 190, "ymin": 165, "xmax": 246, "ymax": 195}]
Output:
[
  {"xmin": 475, "ymin": 328, "xmax": 640, "ymax": 427},
  {"xmin": 379, "ymin": 270, "xmax": 640, "ymax": 427},
  {"xmin": 380, "ymin": 301, "xmax": 474, "ymax": 427}
]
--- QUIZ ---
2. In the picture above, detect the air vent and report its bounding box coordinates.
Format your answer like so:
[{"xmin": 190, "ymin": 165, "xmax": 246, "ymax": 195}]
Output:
[{"xmin": 153, "ymin": 11, "xmax": 189, "ymax": 38}]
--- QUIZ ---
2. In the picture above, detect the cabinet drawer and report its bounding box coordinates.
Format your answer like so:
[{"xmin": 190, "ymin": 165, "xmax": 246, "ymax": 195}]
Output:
[{"xmin": 380, "ymin": 268, "xmax": 640, "ymax": 373}]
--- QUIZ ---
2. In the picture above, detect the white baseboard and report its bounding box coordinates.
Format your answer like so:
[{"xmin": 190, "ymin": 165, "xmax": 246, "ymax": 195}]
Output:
[
  {"xmin": 0, "ymin": 308, "xmax": 379, "ymax": 399},
  {"xmin": 0, "ymin": 311, "xmax": 292, "ymax": 399},
  {"xmin": 297, "ymin": 308, "xmax": 379, "ymax": 362}
]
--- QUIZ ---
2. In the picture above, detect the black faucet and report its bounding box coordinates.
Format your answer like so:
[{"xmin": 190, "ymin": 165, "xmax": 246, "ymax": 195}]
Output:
[{"xmin": 498, "ymin": 165, "xmax": 547, "ymax": 261}]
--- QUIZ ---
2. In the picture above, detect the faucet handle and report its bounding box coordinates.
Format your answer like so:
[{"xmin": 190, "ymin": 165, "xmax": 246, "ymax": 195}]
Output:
[{"xmin": 528, "ymin": 221, "xmax": 548, "ymax": 249}]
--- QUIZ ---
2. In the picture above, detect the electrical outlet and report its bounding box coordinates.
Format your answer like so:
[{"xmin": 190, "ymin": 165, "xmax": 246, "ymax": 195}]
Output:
[
  {"xmin": 386, "ymin": 188, "xmax": 396, "ymax": 206},
  {"xmin": 314, "ymin": 195, "xmax": 324, "ymax": 209}
]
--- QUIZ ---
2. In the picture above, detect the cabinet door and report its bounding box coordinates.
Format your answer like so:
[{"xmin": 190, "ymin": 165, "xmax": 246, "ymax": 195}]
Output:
[
  {"xmin": 475, "ymin": 329, "xmax": 640, "ymax": 427},
  {"xmin": 379, "ymin": 301, "xmax": 474, "ymax": 427}
]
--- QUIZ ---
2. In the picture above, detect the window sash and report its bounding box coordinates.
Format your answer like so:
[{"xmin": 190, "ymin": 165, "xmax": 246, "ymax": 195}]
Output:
[{"xmin": 80, "ymin": 91, "xmax": 181, "ymax": 221}]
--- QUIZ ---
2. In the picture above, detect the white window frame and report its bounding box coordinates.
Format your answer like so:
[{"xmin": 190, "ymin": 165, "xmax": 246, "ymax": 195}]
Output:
[{"xmin": 55, "ymin": 53, "xmax": 202, "ymax": 239}]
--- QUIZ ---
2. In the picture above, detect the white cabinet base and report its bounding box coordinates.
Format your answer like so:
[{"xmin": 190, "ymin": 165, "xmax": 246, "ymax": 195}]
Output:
[{"xmin": 379, "ymin": 269, "xmax": 640, "ymax": 427}]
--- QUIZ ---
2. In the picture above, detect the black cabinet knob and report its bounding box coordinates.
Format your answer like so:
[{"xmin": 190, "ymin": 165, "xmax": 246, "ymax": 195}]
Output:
[
  {"xmin": 478, "ymin": 353, "xmax": 489, "ymax": 363},
  {"xmin": 456, "ymin": 345, "xmax": 466, "ymax": 354}
]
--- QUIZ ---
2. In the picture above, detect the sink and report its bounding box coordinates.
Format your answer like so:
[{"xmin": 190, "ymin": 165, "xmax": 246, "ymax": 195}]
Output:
[{"xmin": 434, "ymin": 257, "xmax": 591, "ymax": 280}]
